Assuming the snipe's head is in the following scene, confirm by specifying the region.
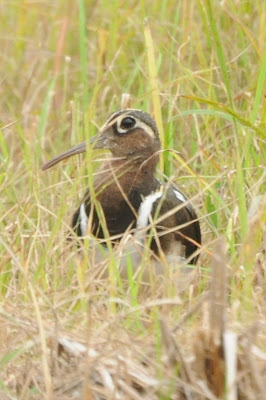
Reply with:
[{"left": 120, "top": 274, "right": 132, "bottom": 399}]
[{"left": 42, "top": 109, "right": 161, "bottom": 171}]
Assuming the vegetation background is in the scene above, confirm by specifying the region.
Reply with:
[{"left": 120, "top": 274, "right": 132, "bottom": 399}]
[{"left": 0, "top": 1, "right": 265, "bottom": 399}]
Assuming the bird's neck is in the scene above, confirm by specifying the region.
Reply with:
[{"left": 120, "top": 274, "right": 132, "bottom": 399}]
[{"left": 94, "top": 154, "right": 159, "bottom": 195}]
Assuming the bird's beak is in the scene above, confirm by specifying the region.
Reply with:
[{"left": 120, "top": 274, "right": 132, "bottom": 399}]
[{"left": 42, "top": 130, "right": 111, "bottom": 171}]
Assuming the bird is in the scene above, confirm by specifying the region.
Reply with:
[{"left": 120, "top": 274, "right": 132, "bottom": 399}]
[{"left": 42, "top": 109, "right": 201, "bottom": 266}]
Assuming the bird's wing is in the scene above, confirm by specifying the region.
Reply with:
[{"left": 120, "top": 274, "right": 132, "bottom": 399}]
[
  {"left": 146, "top": 183, "right": 201, "bottom": 263},
  {"left": 171, "top": 186, "right": 201, "bottom": 262}
]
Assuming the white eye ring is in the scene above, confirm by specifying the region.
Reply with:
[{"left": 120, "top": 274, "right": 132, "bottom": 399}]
[{"left": 116, "top": 116, "right": 136, "bottom": 134}]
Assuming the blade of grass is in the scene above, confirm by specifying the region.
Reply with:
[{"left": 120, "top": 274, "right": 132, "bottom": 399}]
[
  {"left": 205, "top": 0, "right": 233, "bottom": 107},
  {"left": 37, "top": 77, "right": 56, "bottom": 164},
  {"left": 144, "top": 18, "right": 165, "bottom": 172},
  {"left": 205, "top": 1, "right": 249, "bottom": 241},
  {"left": 78, "top": 0, "right": 89, "bottom": 110},
  {"left": 182, "top": 95, "right": 265, "bottom": 138}
]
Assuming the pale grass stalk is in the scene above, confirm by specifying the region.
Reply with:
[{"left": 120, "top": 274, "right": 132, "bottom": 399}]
[
  {"left": 144, "top": 18, "right": 165, "bottom": 171},
  {"left": 28, "top": 283, "right": 53, "bottom": 400},
  {"left": 224, "top": 331, "right": 238, "bottom": 400}
]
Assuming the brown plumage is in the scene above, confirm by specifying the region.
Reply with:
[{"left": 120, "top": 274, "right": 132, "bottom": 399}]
[{"left": 42, "top": 109, "right": 201, "bottom": 264}]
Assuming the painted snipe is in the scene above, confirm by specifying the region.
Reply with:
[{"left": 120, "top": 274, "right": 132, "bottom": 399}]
[{"left": 42, "top": 109, "right": 201, "bottom": 266}]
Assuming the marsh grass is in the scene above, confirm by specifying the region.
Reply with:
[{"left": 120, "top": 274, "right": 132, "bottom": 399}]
[{"left": 0, "top": 1, "right": 265, "bottom": 399}]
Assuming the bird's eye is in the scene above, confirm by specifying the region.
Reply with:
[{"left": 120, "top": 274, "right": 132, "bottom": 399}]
[{"left": 120, "top": 117, "right": 136, "bottom": 130}]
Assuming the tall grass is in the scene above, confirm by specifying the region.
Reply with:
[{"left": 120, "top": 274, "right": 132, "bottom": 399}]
[{"left": 0, "top": 1, "right": 265, "bottom": 398}]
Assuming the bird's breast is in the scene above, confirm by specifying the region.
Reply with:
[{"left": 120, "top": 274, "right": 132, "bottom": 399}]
[{"left": 94, "top": 186, "right": 142, "bottom": 237}]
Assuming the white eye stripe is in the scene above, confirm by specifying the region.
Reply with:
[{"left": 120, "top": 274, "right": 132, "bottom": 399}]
[
  {"left": 103, "top": 110, "right": 157, "bottom": 138},
  {"left": 174, "top": 189, "right": 187, "bottom": 203},
  {"left": 115, "top": 116, "right": 155, "bottom": 138},
  {"left": 79, "top": 202, "right": 88, "bottom": 236},
  {"left": 137, "top": 190, "right": 163, "bottom": 229},
  {"left": 134, "top": 120, "right": 155, "bottom": 138},
  {"left": 105, "top": 109, "right": 142, "bottom": 125}
]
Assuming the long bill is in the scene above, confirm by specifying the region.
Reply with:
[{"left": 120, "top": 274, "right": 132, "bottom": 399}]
[
  {"left": 42, "top": 141, "right": 87, "bottom": 171},
  {"left": 41, "top": 128, "right": 108, "bottom": 171}
]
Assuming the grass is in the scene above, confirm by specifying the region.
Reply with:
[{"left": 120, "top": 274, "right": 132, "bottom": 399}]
[{"left": 0, "top": 1, "right": 266, "bottom": 399}]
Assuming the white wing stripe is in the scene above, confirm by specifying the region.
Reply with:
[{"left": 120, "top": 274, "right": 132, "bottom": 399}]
[
  {"left": 137, "top": 191, "right": 163, "bottom": 229},
  {"left": 79, "top": 202, "right": 88, "bottom": 236},
  {"left": 174, "top": 189, "right": 186, "bottom": 203}
]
